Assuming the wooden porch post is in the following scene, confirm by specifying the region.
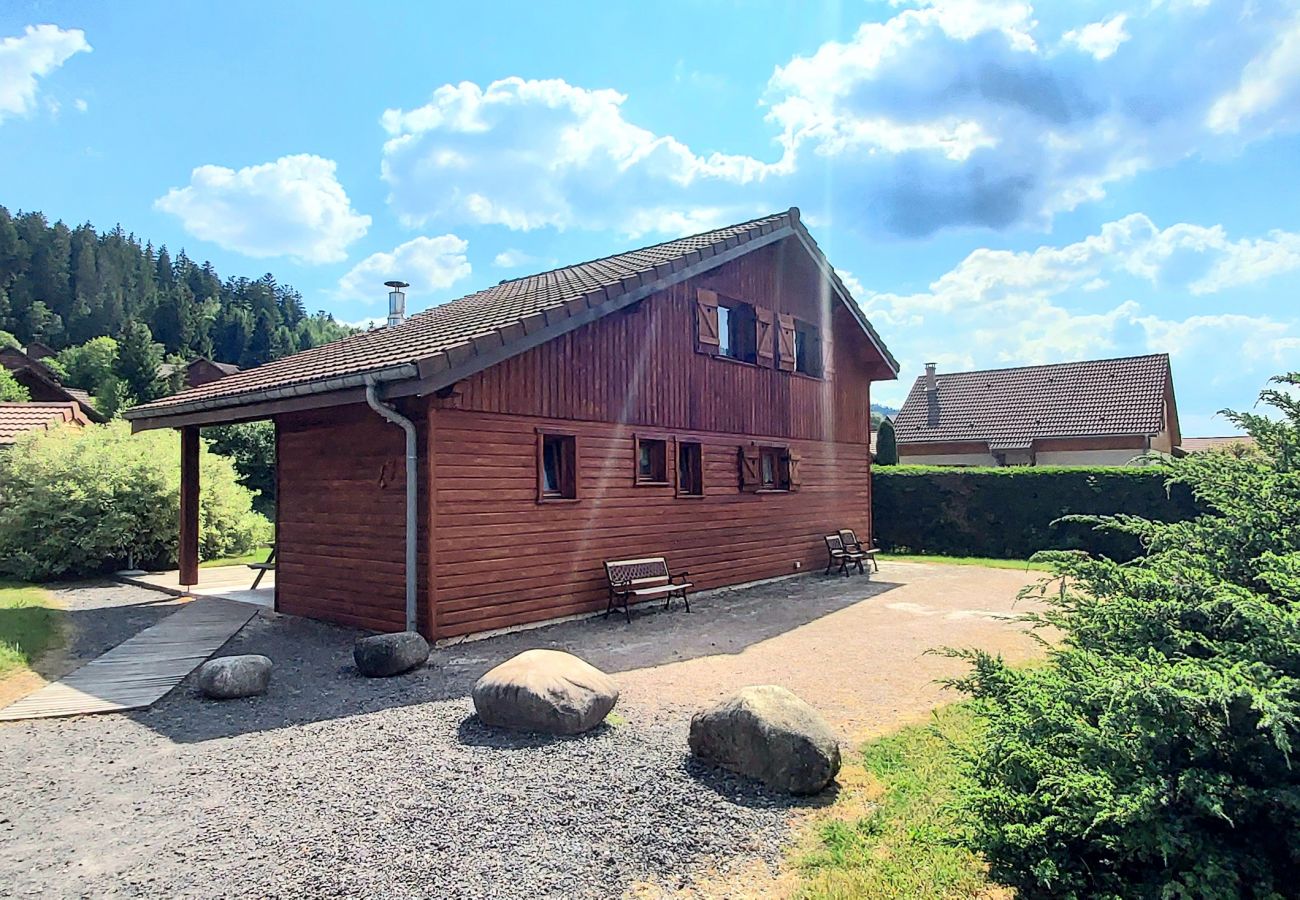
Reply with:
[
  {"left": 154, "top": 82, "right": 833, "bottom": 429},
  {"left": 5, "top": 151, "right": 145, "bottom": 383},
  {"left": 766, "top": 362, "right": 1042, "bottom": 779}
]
[{"left": 179, "top": 425, "right": 199, "bottom": 587}]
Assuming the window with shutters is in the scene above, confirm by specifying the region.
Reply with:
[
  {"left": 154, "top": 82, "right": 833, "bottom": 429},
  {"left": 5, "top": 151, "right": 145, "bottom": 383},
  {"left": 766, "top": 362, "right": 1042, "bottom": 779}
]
[
  {"left": 635, "top": 436, "right": 668, "bottom": 485},
  {"left": 738, "top": 444, "right": 802, "bottom": 493},
  {"left": 677, "top": 441, "right": 703, "bottom": 496},
  {"left": 793, "top": 320, "right": 823, "bottom": 376},
  {"left": 720, "top": 300, "right": 757, "bottom": 363},
  {"left": 697, "top": 288, "right": 760, "bottom": 363},
  {"left": 537, "top": 431, "right": 578, "bottom": 501}
]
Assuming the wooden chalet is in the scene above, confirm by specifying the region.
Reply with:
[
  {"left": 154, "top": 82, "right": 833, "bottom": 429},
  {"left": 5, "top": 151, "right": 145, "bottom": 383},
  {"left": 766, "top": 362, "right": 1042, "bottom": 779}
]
[{"left": 124, "top": 209, "right": 898, "bottom": 639}]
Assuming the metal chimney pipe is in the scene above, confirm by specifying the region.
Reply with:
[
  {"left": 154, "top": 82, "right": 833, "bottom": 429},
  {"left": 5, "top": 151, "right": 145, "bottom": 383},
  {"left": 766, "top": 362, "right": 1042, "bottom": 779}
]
[
  {"left": 925, "top": 362, "right": 937, "bottom": 392},
  {"left": 385, "top": 280, "right": 409, "bottom": 327}
]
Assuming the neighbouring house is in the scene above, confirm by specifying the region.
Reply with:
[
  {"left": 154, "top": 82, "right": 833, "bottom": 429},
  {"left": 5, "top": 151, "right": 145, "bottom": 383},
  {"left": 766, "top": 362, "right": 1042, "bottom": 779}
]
[
  {"left": 892, "top": 354, "right": 1180, "bottom": 467},
  {"left": 0, "top": 347, "right": 104, "bottom": 423},
  {"left": 1181, "top": 435, "right": 1257, "bottom": 455},
  {"left": 22, "top": 341, "right": 57, "bottom": 362},
  {"left": 0, "top": 402, "right": 93, "bottom": 448},
  {"left": 158, "top": 357, "right": 241, "bottom": 390},
  {"left": 124, "top": 208, "right": 899, "bottom": 638}
]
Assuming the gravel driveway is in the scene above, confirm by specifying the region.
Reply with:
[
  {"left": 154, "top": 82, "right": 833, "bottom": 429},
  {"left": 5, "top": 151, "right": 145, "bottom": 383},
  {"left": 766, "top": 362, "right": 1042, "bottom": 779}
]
[{"left": 0, "top": 563, "right": 1043, "bottom": 898}]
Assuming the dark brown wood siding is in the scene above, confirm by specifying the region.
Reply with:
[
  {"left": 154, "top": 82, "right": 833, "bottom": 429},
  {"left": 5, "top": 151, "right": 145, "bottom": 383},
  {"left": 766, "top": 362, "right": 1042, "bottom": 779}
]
[
  {"left": 453, "top": 242, "right": 875, "bottom": 445},
  {"left": 429, "top": 410, "right": 872, "bottom": 637},
  {"left": 275, "top": 401, "right": 429, "bottom": 633},
  {"left": 426, "top": 246, "right": 881, "bottom": 637}
]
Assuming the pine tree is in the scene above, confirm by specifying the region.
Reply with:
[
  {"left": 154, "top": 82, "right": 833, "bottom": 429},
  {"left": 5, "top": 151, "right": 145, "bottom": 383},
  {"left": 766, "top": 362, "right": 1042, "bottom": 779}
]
[{"left": 114, "top": 321, "right": 164, "bottom": 403}]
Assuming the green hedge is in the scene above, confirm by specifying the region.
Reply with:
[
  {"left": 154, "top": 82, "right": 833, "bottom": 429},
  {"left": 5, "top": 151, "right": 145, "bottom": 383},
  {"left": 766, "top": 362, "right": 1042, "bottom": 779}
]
[{"left": 872, "top": 465, "right": 1200, "bottom": 561}]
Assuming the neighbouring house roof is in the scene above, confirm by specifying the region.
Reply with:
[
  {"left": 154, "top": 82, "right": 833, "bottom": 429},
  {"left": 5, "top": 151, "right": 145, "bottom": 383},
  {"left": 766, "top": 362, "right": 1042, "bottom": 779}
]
[
  {"left": 1180, "top": 435, "right": 1257, "bottom": 453},
  {"left": 125, "top": 208, "right": 898, "bottom": 428},
  {"left": 893, "top": 354, "right": 1177, "bottom": 451},
  {"left": 0, "top": 347, "right": 105, "bottom": 423},
  {"left": 0, "top": 402, "right": 91, "bottom": 446},
  {"left": 158, "top": 358, "right": 242, "bottom": 379}
]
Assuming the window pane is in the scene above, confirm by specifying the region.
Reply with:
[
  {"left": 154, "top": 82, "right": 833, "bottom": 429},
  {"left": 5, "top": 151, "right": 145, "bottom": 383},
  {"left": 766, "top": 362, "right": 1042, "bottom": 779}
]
[
  {"left": 639, "top": 442, "right": 653, "bottom": 478},
  {"left": 761, "top": 452, "right": 775, "bottom": 485},
  {"left": 542, "top": 439, "right": 561, "bottom": 493},
  {"left": 717, "top": 305, "right": 731, "bottom": 356}
]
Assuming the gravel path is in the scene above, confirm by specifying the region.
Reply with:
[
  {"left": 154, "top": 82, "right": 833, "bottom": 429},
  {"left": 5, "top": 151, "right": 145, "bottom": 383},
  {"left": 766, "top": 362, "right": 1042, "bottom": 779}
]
[
  {"left": 0, "top": 606, "right": 808, "bottom": 899},
  {"left": 0, "top": 565, "right": 1042, "bottom": 898}
]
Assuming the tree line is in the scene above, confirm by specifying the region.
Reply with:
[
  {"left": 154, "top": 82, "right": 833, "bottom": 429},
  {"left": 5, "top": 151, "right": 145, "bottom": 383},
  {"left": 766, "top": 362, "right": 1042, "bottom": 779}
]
[{"left": 0, "top": 205, "right": 354, "bottom": 408}]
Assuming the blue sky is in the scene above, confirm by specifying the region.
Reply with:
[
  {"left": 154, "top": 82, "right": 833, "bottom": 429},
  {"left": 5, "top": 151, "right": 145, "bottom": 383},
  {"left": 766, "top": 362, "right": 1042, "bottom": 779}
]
[{"left": 3, "top": 0, "right": 1299, "bottom": 435}]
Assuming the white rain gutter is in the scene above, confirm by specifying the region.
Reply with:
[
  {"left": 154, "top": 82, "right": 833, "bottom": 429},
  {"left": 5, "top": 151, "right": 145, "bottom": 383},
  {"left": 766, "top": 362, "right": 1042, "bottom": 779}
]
[{"left": 365, "top": 376, "right": 418, "bottom": 633}]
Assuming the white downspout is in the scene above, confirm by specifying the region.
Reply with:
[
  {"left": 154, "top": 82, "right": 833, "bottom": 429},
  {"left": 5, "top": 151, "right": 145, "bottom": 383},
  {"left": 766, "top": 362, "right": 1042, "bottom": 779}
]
[{"left": 365, "top": 377, "right": 418, "bottom": 633}]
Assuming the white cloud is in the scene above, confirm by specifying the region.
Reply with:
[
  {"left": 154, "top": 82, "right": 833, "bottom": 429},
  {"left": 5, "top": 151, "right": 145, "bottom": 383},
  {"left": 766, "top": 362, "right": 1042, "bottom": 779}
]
[
  {"left": 378, "top": 1, "right": 1300, "bottom": 239},
  {"left": 380, "top": 77, "right": 782, "bottom": 236},
  {"left": 0, "top": 24, "right": 90, "bottom": 123},
  {"left": 73, "top": 97, "right": 86, "bottom": 112},
  {"left": 864, "top": 213, "right": 1300, "bottom": 406},
  {"left": 155, "top": 154, "right": 371, "bottom": 264},
  {"left": 493, "top": 248, "right": 539, "bottom": 269},
  {"left": 337, "top": 235, "right": 471, "bottom": 302},
  {"left": 1206, "top": 14, "right": 1300, "bottom": 134},
  {"left": 1062, "top": 14, "right": 1129, "bottom": 60}
]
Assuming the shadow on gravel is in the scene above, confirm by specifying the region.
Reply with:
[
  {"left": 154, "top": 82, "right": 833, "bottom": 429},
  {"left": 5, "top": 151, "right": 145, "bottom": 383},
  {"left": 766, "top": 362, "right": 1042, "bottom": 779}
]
[
  {"left": 454, "top": 713, "right": 615, "bottom": 749},
  {"left": 684, "top": 756, "right": 842, "bottom": 810},
  {"left": 116, "top": 573, "right": 901, "bottom": 745}
]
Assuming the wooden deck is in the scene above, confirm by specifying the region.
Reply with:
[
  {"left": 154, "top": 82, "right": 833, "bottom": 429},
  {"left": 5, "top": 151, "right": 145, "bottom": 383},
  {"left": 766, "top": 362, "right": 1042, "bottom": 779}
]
[
  {"left": 117, "top": 565, "right": 274, "bottom": 608},
  {"left": 0, "top": 598, "right": 258, "bottom": 721}
]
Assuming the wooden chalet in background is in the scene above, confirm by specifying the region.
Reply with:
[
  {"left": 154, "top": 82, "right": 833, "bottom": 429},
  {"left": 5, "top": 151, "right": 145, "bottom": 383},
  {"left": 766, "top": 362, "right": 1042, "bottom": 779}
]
[{"left": 125, "top": 209, "right": 898, "bottom": 639}]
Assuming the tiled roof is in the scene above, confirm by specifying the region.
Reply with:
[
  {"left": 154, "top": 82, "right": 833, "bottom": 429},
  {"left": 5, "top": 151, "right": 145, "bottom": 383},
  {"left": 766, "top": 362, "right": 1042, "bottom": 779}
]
[
  {"left": 893, "top": 354, "right": 1174, "bottom": 450},
  {"left": 0, "top": 403, "right": 87, "bottom": 446},
  {"left": 126, "top": 209, "right": 896, "bottom": 422}
]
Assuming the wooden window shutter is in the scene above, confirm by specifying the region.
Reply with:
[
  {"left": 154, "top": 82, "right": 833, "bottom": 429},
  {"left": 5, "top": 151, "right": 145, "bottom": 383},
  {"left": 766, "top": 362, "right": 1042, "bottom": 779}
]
[
  {"left": 777, "top": 314, "right": 797, "bottom": 371},
  {"left": 755, "top": 307, "right": 775, "bottom": 365},
  {"left": 696, "top": 289, "right": 720, "bottom": 354},
  {"left": 822, "top": 330, "right": 835, "bottom": 379},
  {"left": 783, "top": 449, "right": 803, "bottom": 491},
  {"left": 739, "top": 445, "right": 762, "bottom": 492}
]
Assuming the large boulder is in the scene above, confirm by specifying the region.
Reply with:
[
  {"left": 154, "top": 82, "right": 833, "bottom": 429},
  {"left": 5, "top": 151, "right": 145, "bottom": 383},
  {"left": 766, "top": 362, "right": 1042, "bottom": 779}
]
[
  {"left": 689, "top": 685, "right": 841, "bottom": 794},
  {"left": 198, "top": 654, "right": 272, "bottom": 700},
  {"left": 354, "top": 631, "right": 430, "bottom": 678},
  {"left": 472, "top": 649, "right": 619, "bottom": 735}
]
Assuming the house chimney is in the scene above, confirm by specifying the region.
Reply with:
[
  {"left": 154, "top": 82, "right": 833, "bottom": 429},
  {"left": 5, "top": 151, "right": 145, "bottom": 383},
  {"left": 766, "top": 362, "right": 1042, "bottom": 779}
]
[
  {"left": 385, "top": 281, "right": 409, "bottom": 327},
  {"left": 925, "top": 362, "right": 937, "bottom": 392}
]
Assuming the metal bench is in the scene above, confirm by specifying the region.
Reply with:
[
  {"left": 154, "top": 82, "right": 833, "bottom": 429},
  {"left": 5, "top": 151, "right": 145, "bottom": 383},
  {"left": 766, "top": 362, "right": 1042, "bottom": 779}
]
[
  {"left": 247, "top": 545, "right": 275, "bottom": 589},
  {"left": 838, "top": 529, "right": 880, "bottom": 573},
  {"left": 604, "top": 557, "right": 692, "bottom": 623},
  {"left": 824, "top": 534, "right": 866, "bottom": 576}
]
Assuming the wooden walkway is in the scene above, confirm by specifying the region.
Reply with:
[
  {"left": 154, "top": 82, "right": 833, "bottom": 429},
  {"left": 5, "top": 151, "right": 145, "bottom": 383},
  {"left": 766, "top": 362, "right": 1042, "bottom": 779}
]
[{"left": 0, "top": 598, "right": 258, "bottom": 722}]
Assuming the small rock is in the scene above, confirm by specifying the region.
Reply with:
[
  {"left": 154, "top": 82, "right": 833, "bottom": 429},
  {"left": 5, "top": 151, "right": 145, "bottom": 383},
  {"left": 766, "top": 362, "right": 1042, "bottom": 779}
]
[
  {"left": 472, "top": 649, "right": 618, "bottom": 734},
  {"left": 353, "top": 631, "right": 430, "bottom": 678},
  {"left": 197, "top": 654, "right": 272, "bottom": 700},
  {"left": 688, "top": 685, "right": 841, "bottom": 794}
]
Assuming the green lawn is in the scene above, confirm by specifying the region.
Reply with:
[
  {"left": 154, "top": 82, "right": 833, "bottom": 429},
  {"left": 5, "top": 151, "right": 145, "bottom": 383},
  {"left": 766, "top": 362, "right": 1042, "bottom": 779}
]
[
  {"left": 880, "top": 552, "right": 1052, "bottom": 572},
  {"left": 0, "top": 580, "right": 63, "bottom": 681},
  {"left": 201, "top": 548, "right": 272, "bottom": 568},
  {"left": 794, "top": 705, "right": 1001, "bottom": 900}
]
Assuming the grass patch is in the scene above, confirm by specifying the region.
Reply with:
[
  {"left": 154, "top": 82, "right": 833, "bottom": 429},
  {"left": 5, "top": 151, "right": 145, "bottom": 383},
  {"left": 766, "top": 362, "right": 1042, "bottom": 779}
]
[
  {"left": 201, "top": 548, "right": 272, "bottom": 568},
  {"left": 0, "top": 580, "right": 62, "bottom": 681},
  {"left": 880, "top": 552, "right": 1052, "bottom": 572},
  {"left": 794, "top": 705, "right": 1000, "bottom": 900}
]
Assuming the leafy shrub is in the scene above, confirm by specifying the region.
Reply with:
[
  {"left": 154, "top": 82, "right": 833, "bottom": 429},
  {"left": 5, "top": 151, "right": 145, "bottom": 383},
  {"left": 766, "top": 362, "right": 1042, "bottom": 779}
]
[
  {"left": 952, "top": 373, "right": 1300, "bottom": 898},
  {"left": 873, "top": 465, "right": 1200, "bottom": 561},
  {"left": 0, "top": 421, "right": 270, "bottom": 580},
  {"left": 875, "top": 417, "right": 898, "bottom": 465},
  {"left": 0, "top": 368, "right": 29, "bottom": 402},
  {"left": 204, "top": 420, "right": 275, "bottom": 517}
]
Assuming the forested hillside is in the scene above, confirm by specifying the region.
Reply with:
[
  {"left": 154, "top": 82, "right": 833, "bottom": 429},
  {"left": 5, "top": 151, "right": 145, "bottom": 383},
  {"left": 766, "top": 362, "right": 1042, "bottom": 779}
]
[{"left": 0, "top": 205, "right": 352, "bottom": 376}]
